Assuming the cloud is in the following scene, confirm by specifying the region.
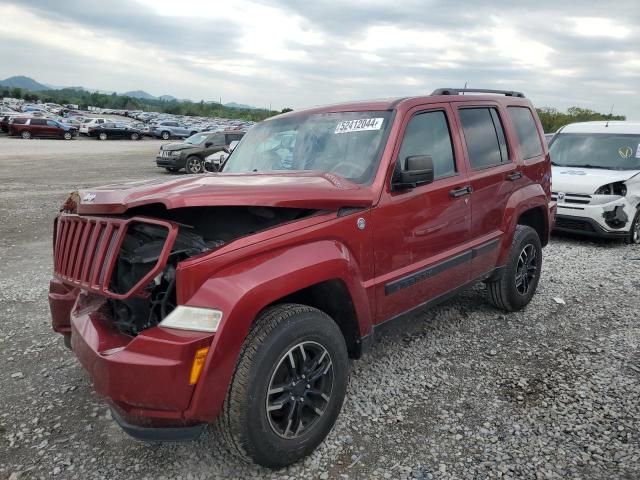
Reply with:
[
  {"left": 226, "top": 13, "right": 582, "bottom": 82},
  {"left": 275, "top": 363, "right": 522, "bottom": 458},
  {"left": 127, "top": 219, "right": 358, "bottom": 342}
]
[{"left": 0, "top": 0, "right": 638, "bottom": 118}]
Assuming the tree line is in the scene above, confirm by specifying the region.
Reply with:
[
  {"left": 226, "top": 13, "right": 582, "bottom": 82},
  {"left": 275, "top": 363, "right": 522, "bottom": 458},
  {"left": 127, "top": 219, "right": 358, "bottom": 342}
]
[
  {"left": 1, "top": 87, "right": 292, "bottom": 121},
  {"left": 2, "top": 86, "right": 625, "bottom": 129}
]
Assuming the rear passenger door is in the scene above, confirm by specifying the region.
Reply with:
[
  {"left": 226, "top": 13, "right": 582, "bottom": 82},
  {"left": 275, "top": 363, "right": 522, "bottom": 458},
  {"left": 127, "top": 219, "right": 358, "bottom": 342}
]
[
  {"left": 455, "top": 105, "right": 518, "bottom": 277},
  {"left": 373, "top": 106, "right": 471, "bottom": 322}
]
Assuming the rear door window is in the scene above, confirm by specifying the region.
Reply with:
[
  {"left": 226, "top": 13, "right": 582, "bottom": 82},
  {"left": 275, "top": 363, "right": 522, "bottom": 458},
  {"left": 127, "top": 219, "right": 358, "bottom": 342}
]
[
  {"left": 397, "top": 110, "right": 456, "bottom": 179},
  {"left": 459, "top": 108, "right": 509, "bottom": 169},
  {"left": 31, "top": 118, "right": 47, "bottom": 126},
  {"left": 507, "top": 107, "right": 543, "bottom": 159}
]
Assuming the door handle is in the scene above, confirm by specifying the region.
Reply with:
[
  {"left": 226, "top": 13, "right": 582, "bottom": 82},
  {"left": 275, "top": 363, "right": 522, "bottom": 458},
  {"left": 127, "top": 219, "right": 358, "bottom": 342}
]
[
  {"left": 507, "top": 171, "right": 522, "bottom": 181},
  {"left": 449, "top": 185, "right": 472, "bottom": 198}
]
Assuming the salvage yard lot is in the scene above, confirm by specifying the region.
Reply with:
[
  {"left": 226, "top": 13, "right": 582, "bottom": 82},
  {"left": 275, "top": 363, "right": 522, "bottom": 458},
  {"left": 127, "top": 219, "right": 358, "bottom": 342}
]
[{"left": 0, "top": 136, "right": 639, "bottom": 480}]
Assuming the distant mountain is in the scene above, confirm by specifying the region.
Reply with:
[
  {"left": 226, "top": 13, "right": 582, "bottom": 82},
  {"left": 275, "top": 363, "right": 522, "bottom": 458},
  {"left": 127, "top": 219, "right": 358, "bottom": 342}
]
[
  {"left": 123, "top": 90, "right": 157, "bottom": 100},
  {"left": 1, "top": 75, "right": 259, "bottom": 109},
  {"left": 0, "top": 75, "right": 49, "bottom": 91},
  {"left": 225, "top": 102, "right": 258, "bottom": 110}
]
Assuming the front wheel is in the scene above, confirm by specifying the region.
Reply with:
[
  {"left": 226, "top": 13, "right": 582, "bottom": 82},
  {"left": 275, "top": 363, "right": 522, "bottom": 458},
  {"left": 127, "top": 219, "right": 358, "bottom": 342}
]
[
  {"left": 184, "top": 155, "right": 203, "bottom": 174},
  {"left": 486, "top": 225, "right": 542, "bottom": 311},
  {"left": 161, "top": 131, "right": 170, "bottom": 140},
  {"left": 216, "top": 304, "right": 349, "bottom": 468},
  {"left": 98, "top": 132, "right": 108, "bottom": 140},
  {"left": 21, "top": 130, "right": 32, "bottom": 139},
  {"left": 63, "top": 132, "right": 73, "bottom": 140},
  {"left": 130, "top": 132, "right": 140, "bottom": 140},
  {"left": 626, "top": 210, "right": 640, "bottom": 245}
]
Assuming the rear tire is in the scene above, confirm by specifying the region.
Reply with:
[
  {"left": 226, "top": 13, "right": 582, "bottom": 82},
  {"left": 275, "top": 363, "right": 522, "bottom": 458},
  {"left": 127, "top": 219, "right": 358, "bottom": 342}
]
[
  {"left": 216, "top": 304, "right": 349, "bottom": 468},
  {"left": 63, "top": 132, "right": 73, "bottom": 140},
  {"left": 99, "top": 132, "right": 108, "bottom": 141},
  {"left": 161, "top": 131, "right": 170, "bottom": 140},
  {"left": 21, "top": 131, "right": 32, "bottom": 139},
  {"left": 486, "top": 225, "right": 542, "bottom": 311},
  {"left": 626, "top": 209, "right": 640, "bottom": 245},
  {"left": 130, "top": 132, "right": 140, "bottom": 140},
  {"left": 184, "top": 155, "right": 203, "bottom": 174}
]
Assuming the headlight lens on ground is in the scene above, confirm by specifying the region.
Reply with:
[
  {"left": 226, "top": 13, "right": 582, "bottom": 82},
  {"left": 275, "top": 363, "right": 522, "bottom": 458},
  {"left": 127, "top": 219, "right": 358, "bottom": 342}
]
[{"left": 159, "top": 306, "right": 222, "bottom": 332}]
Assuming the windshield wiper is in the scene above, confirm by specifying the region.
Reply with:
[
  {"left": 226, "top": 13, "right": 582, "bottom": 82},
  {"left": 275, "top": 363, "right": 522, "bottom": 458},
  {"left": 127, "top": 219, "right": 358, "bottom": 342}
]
[{"left": 561, "top": 164, "right": 602, "bottom": 169}]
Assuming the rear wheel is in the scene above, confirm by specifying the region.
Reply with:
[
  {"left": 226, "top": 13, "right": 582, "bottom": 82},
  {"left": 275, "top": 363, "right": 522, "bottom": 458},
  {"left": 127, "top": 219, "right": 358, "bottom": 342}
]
[
  {"left": 130, "top": 132, "right": 140, "bottom": 140},
  {"left": 486, "top": 225, "right": 542, "bottom": 311},
  {"left": 63, "top": 132, "right": 73, "bottom": 140},
  {"left": 98, "top": 132, "right": 108, "bottom": 140},
  {"left": 161, "top": 131, "right": 170, "bottom": 140},
  {"left": 184, "top": 155, "right": 203, "bottom": 174},
  {"left": 21, "top": 130, "right": 32, "bottom": 139},
  {"left": 626, "top": 210, "right": 640, "bottom": 245},
  {"left": 216, "top": 304, "right": 349, "bottom": 468}
]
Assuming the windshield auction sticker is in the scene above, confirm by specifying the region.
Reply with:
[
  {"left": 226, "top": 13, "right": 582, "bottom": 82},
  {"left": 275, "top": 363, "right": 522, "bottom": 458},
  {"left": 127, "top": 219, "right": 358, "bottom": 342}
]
[{"left": 335, "top": 118, "right": 384, "bottom": 134}]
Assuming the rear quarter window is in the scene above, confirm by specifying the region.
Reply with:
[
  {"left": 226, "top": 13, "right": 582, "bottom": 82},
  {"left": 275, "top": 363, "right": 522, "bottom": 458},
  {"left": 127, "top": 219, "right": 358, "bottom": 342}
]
[{"left": 508, "top": 107, "right": 543, "bottom": 159}]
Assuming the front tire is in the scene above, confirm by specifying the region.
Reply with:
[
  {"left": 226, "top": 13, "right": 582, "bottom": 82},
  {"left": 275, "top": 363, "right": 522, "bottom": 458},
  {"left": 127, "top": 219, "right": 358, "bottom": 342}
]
[
  {"left": 98, "top": 132, "right": 108, "bottom": 140},
  {"left": 184, "top": 155, "right": 203, "bottom": 174},
  {"left": 486, "top": 225, "right": 542, "bottom": 311},
  {"left": 63, "top": 132, "right": 73, "bottom": 140},
  {"left": 161, "top": 131, "right": 170, "bottom": 140},
  {"left": 626, "top": 209, "right": 640, "bottom": 245},
  {"left": 216, "top": 304, "right": 349, "bottom": 468},
  {"left": 130, "top": 132, "right": 140, "bottom": 140},
  {"left": 21, "top": 130, "right": 32, "bottom": 139}
]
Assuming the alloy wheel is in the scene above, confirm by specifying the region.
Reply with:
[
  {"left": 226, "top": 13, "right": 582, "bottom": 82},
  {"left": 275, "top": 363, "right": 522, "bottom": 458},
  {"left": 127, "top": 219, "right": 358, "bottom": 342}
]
[
  {"left": 187, "top": 157, "right": 202, "bottom": 173},
  {"left": 266, "top": 341, "right": 334, "bottom": 439},
  {"left": 633, "top": 218, "right": 640, "bottom": 244},
  {"left": 515, "top": 244, "right": 537, "bottom": 295}
]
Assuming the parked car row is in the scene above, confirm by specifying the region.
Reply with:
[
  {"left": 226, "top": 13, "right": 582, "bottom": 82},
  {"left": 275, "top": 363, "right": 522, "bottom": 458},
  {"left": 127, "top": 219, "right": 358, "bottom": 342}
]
[{"left": 156, "top": 130, "right": 245, "bottom": 173}]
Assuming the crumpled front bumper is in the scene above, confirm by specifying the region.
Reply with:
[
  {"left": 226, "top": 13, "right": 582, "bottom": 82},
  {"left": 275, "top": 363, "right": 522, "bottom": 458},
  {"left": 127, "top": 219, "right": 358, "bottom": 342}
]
[
  {"left": 62, "top": 290, "right": 214, "bottom": 432},
  {"left": 554, "top": 196, "right": 635, "bottom": 238}
]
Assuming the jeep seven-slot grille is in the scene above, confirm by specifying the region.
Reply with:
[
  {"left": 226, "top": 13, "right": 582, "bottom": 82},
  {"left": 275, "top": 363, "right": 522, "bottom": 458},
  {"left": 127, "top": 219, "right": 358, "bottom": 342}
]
[{"left": 53, "top": 215, "right": 178, "bottom": 299}]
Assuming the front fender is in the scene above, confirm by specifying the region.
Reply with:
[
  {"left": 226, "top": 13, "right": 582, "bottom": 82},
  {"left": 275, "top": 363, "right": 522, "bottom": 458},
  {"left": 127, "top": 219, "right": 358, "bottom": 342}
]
[
  {"left": 181, "top": 239, "right": 371, "bottom": 422},
  {"left": 497, "top": 184, "right": 551, "bottom": 266}
]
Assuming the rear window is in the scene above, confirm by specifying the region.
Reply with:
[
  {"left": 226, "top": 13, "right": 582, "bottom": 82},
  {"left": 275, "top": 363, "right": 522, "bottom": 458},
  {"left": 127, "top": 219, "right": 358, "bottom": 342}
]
[
  {"left": 459, "top": 108, "right": 509, "bottom": 169},
  {"left": 508, "top": 107, "right": 543, "bottom": 159}
]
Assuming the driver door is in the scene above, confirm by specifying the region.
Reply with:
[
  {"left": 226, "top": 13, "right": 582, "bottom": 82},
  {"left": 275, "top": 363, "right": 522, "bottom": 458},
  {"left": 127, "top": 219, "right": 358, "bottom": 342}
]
[{"left": 372, "top": 105, "right": 472, "bottom": 322}]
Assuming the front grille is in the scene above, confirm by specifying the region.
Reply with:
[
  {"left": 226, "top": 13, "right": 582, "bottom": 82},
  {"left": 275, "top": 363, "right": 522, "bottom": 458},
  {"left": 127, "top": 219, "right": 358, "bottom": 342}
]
[
  {"left": 552, "top": 192, "right": 592, "bottom": 205},
  {"left": 554, "top": 217, "right": 596, "bottom": 233},
  {"left": 53, "top": 215, "right": 178, "bottom": 299}
]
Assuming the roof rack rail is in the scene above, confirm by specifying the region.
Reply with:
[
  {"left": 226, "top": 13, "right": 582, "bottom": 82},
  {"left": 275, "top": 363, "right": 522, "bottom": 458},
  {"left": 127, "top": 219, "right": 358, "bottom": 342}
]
[{"left": 431, "top": 88, "right": 526, "bottom": 98}]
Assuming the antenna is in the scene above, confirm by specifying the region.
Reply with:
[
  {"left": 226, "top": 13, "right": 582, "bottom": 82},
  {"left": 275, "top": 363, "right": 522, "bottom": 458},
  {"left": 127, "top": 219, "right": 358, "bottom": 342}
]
[
  {"left": 605, "top": 104, "right": 614, "bottom": 127},
  {"left": 463, "top": 81, "right": 468, "bottom": 95}
]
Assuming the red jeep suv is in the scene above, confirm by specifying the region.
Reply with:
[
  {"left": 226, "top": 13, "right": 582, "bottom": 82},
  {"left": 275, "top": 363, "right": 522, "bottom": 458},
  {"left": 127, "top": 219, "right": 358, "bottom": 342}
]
[{"left": 49, "top": 88, "right": 555, "bottom": 467}]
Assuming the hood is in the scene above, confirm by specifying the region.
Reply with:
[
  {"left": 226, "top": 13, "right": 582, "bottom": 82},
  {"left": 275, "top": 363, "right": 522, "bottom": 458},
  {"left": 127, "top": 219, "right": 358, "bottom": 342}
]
[
  {"left": 551, "top": 166, "right": 640, "bottom": 195},
  {"left": 77, "top": 172, "right": 374, "bottom": 215},
  {"left": 161, "top": 142, "right": 197, "bottom": 152}
]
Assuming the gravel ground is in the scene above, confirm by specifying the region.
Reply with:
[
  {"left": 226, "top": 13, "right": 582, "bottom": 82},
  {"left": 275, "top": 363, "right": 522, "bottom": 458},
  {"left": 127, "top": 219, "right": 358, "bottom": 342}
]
[{"left": 0, "top": 135, "right": 639, "bottom": 480}]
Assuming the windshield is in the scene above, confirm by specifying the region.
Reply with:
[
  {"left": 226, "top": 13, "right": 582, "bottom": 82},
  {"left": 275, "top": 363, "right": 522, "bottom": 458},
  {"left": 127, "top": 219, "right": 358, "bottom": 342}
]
[
  {"left": 550, "top": 133, "right": 640, "bottom": 170},
  {"left": 184, "top": 133, "right": 210, "bottom": 145},
  {"left": 222, "top": 111, "right": 392, "bottom": 184}
]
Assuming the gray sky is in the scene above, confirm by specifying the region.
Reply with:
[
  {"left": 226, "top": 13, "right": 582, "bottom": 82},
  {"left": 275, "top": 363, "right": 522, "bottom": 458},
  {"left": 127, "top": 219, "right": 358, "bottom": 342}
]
[{"left": 0, "top": 0, "right": 638, "bottom": 118}]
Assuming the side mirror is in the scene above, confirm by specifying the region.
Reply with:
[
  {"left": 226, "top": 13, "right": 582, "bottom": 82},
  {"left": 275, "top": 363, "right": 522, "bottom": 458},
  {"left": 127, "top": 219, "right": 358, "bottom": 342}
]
[
  {"left": 204, "top": 142, "right": 213, "bottom": 148},
  {"left": 392, "top": 155, "right": 434, "bottom": 191}
]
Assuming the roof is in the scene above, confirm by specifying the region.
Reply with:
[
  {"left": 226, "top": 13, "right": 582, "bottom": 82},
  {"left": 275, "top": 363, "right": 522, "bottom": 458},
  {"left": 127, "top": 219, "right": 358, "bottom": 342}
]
[{"left": 559, "top": 121, "right": 640, "bottom": 135}]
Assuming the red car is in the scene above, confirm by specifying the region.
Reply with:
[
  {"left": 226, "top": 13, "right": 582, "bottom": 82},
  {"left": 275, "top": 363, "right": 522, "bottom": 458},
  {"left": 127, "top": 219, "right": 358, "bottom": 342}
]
[
  {"left": 49, "top": 88, "right": 555, "bottom": 467},
  {"left": 9, "top": 117, "right": 78, "bottom": 139}
]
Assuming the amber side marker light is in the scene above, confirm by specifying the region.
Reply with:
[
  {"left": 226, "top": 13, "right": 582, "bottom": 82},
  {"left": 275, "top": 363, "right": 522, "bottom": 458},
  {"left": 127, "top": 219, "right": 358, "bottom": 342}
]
[{"left": 189, "top": 347, "right": 210, "bottom": 385}]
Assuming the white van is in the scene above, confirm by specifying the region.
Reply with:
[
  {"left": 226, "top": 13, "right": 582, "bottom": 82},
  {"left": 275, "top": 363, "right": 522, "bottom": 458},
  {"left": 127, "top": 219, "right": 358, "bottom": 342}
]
[{"left": 549, "top": 121, "right": 640, "bottom": 243}]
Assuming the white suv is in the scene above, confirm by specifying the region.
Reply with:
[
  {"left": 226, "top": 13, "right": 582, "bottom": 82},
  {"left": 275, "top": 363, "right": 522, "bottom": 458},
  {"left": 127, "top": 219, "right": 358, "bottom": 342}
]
[
  {"left": 549, "top": 121, "right": 640, "bottom": 244},
  {"left": 79, "top": 118, "right": 107, "bottom": 135}
]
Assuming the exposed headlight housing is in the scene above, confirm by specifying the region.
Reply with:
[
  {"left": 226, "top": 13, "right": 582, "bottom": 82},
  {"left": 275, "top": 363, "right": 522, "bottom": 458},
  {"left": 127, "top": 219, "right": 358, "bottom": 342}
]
[
  {"left": 159, "top": 306, "right": 222, "bottom": 333},
  {"left": 594, "top": 182, "right": 627, "bottom": 196}
]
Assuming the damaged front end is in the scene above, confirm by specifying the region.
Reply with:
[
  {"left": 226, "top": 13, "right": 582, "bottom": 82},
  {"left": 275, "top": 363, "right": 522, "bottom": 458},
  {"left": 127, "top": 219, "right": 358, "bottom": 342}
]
[{"left": 53, "top": 204, "right": 316, "bottom": 336}]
